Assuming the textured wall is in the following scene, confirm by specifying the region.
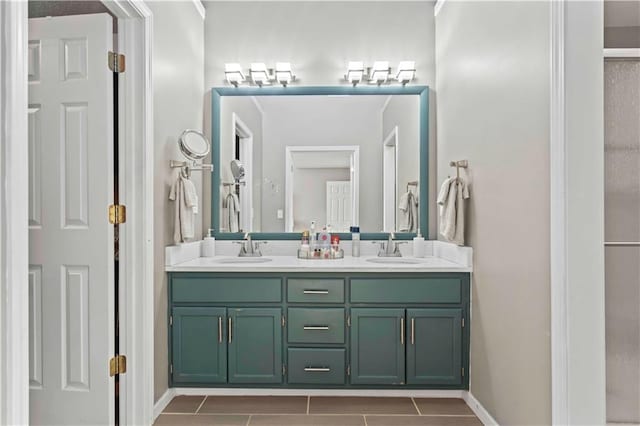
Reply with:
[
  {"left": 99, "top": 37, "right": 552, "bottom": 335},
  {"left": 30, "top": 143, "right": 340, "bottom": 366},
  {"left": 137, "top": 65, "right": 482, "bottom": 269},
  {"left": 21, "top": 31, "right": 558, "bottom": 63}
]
[
  {"left": 436, "top": 2, "right": 551, "bottom": 424},
  {"left": 150, "top": 1, "right": 204, "bottom": 403}
]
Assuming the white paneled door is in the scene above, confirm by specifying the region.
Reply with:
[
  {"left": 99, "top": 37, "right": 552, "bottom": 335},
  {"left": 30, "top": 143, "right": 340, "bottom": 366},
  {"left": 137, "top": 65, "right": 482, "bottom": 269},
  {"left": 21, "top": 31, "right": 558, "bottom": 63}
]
[
  {"left": 326, "top": 181, "right": 352, "bottom": 232},
  {"left": 28, "top": 14, "right": 115, "bottom": 425}
]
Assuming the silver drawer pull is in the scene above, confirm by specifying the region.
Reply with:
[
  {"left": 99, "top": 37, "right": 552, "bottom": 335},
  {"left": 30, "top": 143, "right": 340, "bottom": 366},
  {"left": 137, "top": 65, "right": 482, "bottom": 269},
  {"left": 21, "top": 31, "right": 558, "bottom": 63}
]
[
  {"left": 304, "top": 367, "right": 331, "bottom": 372},
  {"left": 303, "top": 326, "right": 330, "bottom": 330},
  {"left": 303, "top": 290, "right": 329, "bottom": 295}
]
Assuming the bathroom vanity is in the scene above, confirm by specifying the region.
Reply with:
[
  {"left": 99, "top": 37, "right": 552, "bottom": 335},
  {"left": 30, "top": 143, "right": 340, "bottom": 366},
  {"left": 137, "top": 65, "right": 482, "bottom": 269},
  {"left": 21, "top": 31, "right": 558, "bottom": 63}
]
[{"left": 165, "top": 251, "right": 471, "bottom": 390}]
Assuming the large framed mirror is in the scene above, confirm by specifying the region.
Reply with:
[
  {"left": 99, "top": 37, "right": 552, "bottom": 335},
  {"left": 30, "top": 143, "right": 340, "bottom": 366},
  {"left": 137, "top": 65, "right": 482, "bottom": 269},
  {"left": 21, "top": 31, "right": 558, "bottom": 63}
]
[{"left": 210, "top": 86, "right": 429, "bottom": 240}]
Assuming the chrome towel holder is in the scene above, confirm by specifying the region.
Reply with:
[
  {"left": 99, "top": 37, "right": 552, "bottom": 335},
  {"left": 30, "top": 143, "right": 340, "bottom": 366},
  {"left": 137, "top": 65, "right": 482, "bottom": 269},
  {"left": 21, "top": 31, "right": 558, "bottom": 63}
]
[{"left": 449, "top": 160, "right": 468, "bottom": 180}]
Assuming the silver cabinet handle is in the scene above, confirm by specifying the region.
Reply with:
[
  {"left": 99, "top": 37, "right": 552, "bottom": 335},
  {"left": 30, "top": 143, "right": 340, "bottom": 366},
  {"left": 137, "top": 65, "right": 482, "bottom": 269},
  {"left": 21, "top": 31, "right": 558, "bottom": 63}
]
[
  {"left": 303, "top": 326, "right": 329, "bottom": 330},
  {"left": 228, "top": 317, "right": 232, "bottom": 343},
  {"left": 303, "top": 290, "right": 329, "bottom": 294},
  {"left": 218, "top": 317, "right": 223, "bottom": 343},
  {"left": 400, "top": 317, "right": 405, "bottom": 345},
  {"left": 605, "top": 242, "right": 640, "bottom": 246},
  {"left": 304, "top": 367, "right": 331, "bottom": 372},
  {"left": 411, "top": 318, "right": 415, "bottom": 345}
]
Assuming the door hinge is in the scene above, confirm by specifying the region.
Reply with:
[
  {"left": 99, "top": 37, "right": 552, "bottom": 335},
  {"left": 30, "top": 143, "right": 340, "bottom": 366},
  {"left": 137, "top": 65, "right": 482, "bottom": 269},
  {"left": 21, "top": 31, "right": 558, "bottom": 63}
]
[
  {"left": 108, "top": 204, "right": 126, "bottom": 224},
  {"left": 108, "top": 51, "right": 125, "bottom": 73},
  {"left": 347, "top": 315, "right": 351, "bottom": 327},
  {"left": 282, "top": 364, "right": 286, "bottom": 376},
  {"left": 462, "top": 318, "right": 465, "bottom": 328},
  {"left": 347, "top": 365, "right": 351, "bottom": 376},
  {"left": 170, "top": 315, "right": 173, "bottom": 326},
  {"left": 109, "top": 355, "right": 127, "bottom": 376},
  {"left": 282, "top": 315, "right": 286, "bottom": 327}
]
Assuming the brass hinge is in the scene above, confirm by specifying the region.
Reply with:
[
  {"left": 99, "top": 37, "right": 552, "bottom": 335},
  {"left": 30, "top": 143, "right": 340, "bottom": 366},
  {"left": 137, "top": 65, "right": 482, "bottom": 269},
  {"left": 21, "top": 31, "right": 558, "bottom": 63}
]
[
  {"left": 282, "top": 365, "right": 286, "bottom": 376},
  {"left": 347, "top": 365, "right": 351, "bottom": 376},
  {"left": 108, "top": 51, "right": 125, "bottom": 73},
  {"left": 347, "top": 315, "right": 351, "bottom": 327},
  {"left": 462, "top": 318, "right": 465, "bottom": 328},
  {"left": 109, "top": 355, "right": 127, "bottom": 376},
  {"left": 108, "top": 204, "right": 126, "bottom": 224},
  {"left": 282, "top": 315, "right": 286, "bottom": 327}
]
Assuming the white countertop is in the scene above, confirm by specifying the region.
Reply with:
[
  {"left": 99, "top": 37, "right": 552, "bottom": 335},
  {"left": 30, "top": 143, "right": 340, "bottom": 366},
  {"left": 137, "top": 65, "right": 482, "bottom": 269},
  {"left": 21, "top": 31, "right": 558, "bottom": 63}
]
[{"left": 165, "top": 255, "right": 471, "bottom": 273}]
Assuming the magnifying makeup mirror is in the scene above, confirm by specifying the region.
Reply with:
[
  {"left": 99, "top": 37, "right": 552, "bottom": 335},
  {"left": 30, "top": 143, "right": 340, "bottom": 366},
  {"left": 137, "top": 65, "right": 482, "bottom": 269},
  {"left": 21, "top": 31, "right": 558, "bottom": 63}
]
[
  {"left": 179, "top": 129, "right": 210, "bottom": 161},
  {"left": 230, "top": 159, "right": 245, "bottom": 182}
]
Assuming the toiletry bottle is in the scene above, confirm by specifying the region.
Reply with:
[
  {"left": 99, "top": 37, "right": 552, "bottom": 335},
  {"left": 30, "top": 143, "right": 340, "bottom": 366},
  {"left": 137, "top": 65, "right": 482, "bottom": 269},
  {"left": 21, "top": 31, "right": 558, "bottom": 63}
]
[
  {"left": 413, "top": 228, "right": 425, "bottom": 258},
  {"left": 331, "top": 235, "right": 341, "bottom": 258},
  {"left": 318, "top": 226, "right": 331, "bottom": 258},
  {"left": 300, "top": 230, "right": 310, "bottom": 258},
  {"left": 202, "top": 228, "right": 216, "bottom": 257},
  {"left": 310, "top": 221, "right": 317, "bottom": 251},
  {"left": 350, "top": 226, "right": 360, "bottom": 257}
]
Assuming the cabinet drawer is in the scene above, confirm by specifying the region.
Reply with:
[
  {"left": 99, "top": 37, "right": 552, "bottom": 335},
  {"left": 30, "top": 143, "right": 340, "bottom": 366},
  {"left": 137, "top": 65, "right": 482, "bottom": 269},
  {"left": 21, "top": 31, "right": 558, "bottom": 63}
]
[
  {"left": 287, "top": 279, "right": 344, "bottom": 303},
  {"left": 288, "top": 348, "right": 346, "bottom": 385},
  {"left": 172, "top": 277, "right": 281, "bottom": 303},
  {"left": 288, "top": 308, "right": 345, "bottom": 344},
  {"left": 350, "top": 277, "right": 462, "bottom": 304}
]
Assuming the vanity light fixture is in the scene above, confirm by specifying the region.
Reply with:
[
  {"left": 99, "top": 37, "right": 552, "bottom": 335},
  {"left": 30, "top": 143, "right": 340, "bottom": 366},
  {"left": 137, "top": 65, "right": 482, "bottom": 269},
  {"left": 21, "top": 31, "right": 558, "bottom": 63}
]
[
  {"left": 224, "top": 63, "right": 245, "bottom": 87},
  {"left": 250, "top": 62, "right": 272, "bottom": 86},
  {"left": 275, "top": 62, "right": 295, "bottom": 86},
  {"left": 369, "top": 61, "right": 390, "bottom": 85},
  {"left": 395, "top": 61, "right": 416, "bottom": 85},
  {"left": 345, "top": 61, "right": 365, "bottom": 86}
]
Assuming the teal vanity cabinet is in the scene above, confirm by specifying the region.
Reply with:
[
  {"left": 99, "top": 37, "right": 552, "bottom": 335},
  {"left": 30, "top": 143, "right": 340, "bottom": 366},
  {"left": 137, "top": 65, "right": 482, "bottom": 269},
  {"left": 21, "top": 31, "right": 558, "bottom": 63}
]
[{"left": 168, "top": 272, "right": 470, "bottom": 390}]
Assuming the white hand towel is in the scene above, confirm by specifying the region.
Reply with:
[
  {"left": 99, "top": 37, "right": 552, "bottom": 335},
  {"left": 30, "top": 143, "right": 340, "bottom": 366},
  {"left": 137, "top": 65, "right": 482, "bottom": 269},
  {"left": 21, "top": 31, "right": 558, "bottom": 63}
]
[
  {"left": 225, "top": 192, "right": 241, "bottom": 233},
  {"left": 399, "top": 191, "right": 420, "bottom": 232},
  {"left": 169, "top": 176, "right": 197, "bottom": 244},
  {"left": 438, "top": 178, "right": 470, "bottom": 246}
]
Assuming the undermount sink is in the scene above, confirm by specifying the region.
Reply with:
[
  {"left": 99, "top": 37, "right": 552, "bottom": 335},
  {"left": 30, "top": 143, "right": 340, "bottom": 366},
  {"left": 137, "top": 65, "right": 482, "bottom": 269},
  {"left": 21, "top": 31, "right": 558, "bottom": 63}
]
[
  {"left": 213, "top": 257, "right": 273, "bottom": 264},
  {"left": 366, "top": 257, "right": 425, "bottom": 264}
]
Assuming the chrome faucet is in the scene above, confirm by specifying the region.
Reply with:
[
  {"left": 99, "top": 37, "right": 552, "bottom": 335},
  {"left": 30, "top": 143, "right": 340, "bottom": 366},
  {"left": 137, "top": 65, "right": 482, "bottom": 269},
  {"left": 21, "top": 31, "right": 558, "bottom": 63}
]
[
  {"left": 234, "top": 233, "right": 267, "bottom": 257},
  {"left": 375, "top": 232, "right": 406, "bottom": 257}
]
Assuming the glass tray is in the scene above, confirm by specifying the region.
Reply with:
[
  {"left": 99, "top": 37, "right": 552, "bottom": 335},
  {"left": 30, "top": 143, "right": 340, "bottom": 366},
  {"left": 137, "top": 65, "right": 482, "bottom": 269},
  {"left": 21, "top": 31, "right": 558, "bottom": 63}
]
[{"left": 297, "top": 248, "right": 344, "bottom": 260}]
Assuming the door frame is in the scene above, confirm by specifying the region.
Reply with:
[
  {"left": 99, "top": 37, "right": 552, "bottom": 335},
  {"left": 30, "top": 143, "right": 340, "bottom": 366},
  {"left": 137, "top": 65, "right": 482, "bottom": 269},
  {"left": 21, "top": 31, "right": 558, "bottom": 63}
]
[
  {"left": 382, "top": 126, "right": 398, "bottom": 232},
  {"left": 0, "top": 1, "right": 155, "bottom": 425},
  {"left": 232, "top": 113, "right": 253, "bottom": 232}
]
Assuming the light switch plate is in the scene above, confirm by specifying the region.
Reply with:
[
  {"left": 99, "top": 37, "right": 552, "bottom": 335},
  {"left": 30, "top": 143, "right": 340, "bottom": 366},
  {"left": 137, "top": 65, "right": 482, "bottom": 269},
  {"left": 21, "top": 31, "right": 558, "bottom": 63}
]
[{"left": 277, "top": 209, "right": 284, "bottom": 219}]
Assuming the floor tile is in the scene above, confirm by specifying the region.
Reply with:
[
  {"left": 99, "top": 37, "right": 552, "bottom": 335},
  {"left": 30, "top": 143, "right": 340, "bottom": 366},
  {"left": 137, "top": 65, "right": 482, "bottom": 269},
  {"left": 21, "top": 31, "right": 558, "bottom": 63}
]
[
  {"left": 200, "top": 396, "right": 308, "bottom": 414},
  {"left": 162, "top": 396, "right": 206, "bottom": 414},
  {"left": 249, "top": 414, "right": 365, "bottom": 425},
  {"left": 365, "top": 416, "right": 483, "bottom": 426},
  {"left": 308, "top": 397, "right": 418, "bottom": 415},
  {"left": 154, "top": 414, "right": 249, "bottom": 426},
  {"left": 413, "top": 398, "right": 474, "bottom": 416}
]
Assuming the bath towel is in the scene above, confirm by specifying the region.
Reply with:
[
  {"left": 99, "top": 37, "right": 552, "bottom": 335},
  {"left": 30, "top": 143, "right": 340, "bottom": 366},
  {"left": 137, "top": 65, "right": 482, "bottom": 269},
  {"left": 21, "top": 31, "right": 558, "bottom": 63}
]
[
  {"left": 169, "top": 175, "right": 198, "bottom": 244},
  {"left": 224, "top": 192, "right": 241, "bottom": 233},
  {"left": 438, "top": 177, "right": 470, "bottom": 246},
  {"left": 399, "top": 190, "right": 419, "bottom": 232}
]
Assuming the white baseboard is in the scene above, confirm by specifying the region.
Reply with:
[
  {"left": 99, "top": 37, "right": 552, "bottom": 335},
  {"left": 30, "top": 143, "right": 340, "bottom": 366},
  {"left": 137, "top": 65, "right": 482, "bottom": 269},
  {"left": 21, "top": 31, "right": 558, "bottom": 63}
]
[
  {"left": 153, "top": 388, "right": 177, "bottom": 421},
  {"left": 173, "top": 387, "right": 465, "bottom": 398},
  {"left": 463, "top": 391, "right": 499, "bottom": 426}
]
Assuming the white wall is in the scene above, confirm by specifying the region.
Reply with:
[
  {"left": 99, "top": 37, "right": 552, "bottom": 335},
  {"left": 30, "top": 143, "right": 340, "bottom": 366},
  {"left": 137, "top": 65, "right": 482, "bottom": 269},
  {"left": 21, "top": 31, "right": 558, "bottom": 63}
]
[
  {"left": 293, "top": 168, "right": 350, "bottom": 231},
  {"left": 150, "top": 1, "right": 204, "bottom": 403},
  {"left": 204, "top": 1, "right": 437, "bottom": 237},
  {"left": 436, "top": 2, "right": 551, "bottom": 424}
]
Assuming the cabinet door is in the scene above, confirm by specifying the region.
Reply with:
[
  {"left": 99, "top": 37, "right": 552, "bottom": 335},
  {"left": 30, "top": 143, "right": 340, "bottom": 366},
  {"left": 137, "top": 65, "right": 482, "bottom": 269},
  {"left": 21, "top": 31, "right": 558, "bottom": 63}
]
[
  {"left": 228, "top": 308, "right": 282, "bottom": 384},
  {"left": 172, "top": 307, "right": 227, "bottom": 383},
  {"left": 350, "top": 308, "right": 405, "bottom": 385},
  {"left": 406, "top": 308, "right": 462, "bottom": 385}
]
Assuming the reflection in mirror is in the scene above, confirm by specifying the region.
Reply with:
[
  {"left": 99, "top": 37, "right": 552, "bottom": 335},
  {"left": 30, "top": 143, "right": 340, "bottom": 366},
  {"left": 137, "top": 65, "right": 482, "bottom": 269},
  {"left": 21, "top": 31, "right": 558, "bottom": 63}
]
[{"left": 218, "top": 94, "right": 420, "bottom": 234}]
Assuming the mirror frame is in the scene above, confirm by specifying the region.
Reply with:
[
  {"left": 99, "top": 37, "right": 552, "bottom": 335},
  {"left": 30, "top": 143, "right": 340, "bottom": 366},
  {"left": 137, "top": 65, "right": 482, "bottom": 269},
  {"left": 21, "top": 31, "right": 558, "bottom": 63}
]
[{"left": 211, "top": 85, "right": 429, "bottom": 240}]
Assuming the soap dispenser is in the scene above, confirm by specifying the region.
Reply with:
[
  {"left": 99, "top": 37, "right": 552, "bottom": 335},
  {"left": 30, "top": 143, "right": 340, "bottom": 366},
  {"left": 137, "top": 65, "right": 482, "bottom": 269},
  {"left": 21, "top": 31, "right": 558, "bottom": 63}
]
[
  {"left": 413, "top": 229, "right": 425, "bottom": 258},
  {"left": 202, "top": 229, "right": 216, "bottom": 257}
]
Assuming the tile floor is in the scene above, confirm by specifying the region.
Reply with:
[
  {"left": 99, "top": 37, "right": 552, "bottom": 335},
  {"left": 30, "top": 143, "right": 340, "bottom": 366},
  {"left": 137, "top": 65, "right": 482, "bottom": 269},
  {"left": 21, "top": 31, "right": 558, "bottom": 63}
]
[{"left": 155, "top": 395, "right": 483, "bottom": 426}]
